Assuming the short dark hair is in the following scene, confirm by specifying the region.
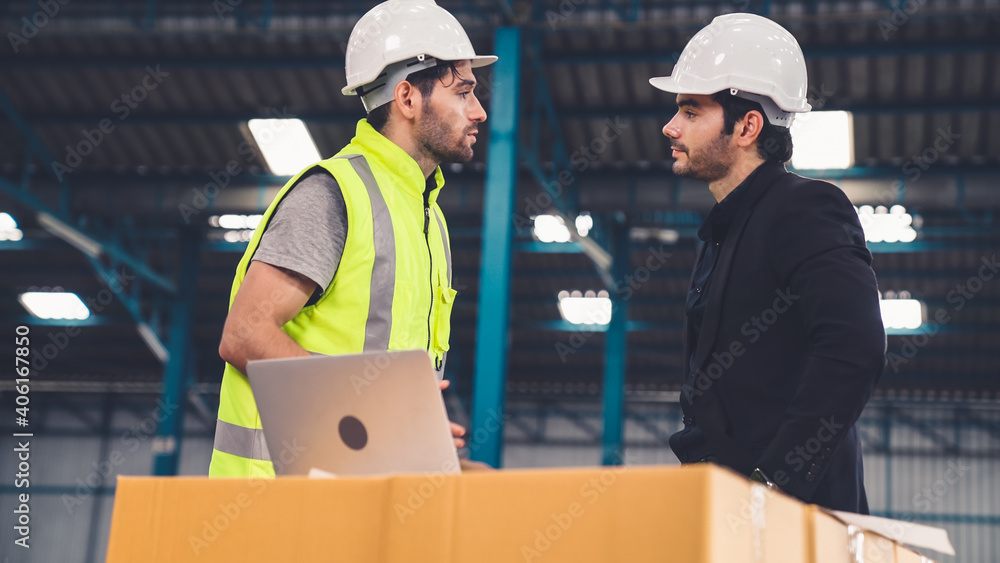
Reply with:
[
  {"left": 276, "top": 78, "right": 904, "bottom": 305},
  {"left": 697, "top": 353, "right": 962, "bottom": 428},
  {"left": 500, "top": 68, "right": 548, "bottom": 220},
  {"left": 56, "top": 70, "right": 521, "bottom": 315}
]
[
  {"left": 366, "top": 61, "right": 461, "bottom": 133},
  {"left": 711, "top": 91, "right": 793, "bottom": 163}
]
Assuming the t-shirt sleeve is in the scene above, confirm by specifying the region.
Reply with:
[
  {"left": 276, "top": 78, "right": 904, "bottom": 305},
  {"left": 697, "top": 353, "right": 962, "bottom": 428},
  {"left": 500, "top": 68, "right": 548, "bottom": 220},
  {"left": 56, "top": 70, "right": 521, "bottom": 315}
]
[{"left": 252, "top": 169, "right": 348, "bottom": 295}]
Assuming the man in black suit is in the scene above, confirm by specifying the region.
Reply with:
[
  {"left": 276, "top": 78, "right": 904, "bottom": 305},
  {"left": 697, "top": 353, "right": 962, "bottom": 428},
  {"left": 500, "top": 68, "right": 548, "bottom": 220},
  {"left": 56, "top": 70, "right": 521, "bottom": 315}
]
[{"left": 649, "top": 14, "right": 886, "bottom": 513}]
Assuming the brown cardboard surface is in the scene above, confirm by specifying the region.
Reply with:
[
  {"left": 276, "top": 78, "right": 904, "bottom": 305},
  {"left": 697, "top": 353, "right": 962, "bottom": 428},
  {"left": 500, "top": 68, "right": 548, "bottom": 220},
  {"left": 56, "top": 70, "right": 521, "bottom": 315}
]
[
  {"left": 896, "top": 543, "right": 936, "bottom": 563},
  {"left": 865, "top": 532, "right": 899, "bottom": 563},
  {"left": 806, "top": 505, "right": 898, "bottom": 563},
  {"left": 808, "top": 505, "right": 853, "bottom": 563},
  {"left": 758, "top": 483, "right": 808, "bottom": 562},
  {"left": 830, "top": 510, "right": 954, "bottom": 556},
  {"left": 106, "top": 464, "right": 805, "bottom": 563}
]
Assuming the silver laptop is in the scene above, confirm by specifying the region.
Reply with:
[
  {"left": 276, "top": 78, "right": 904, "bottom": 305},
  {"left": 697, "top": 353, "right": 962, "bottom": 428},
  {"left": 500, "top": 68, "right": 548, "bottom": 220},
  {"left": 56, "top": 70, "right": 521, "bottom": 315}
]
[{"left": 246, "top": 349, "right": 461, "bottom": 477}]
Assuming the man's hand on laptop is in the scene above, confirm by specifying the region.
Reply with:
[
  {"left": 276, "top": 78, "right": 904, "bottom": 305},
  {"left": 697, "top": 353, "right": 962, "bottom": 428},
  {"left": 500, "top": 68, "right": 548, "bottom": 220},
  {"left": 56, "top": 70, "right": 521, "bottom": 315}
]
[{"left": 437, "top": 380, "right": 467, "bottom": 448}]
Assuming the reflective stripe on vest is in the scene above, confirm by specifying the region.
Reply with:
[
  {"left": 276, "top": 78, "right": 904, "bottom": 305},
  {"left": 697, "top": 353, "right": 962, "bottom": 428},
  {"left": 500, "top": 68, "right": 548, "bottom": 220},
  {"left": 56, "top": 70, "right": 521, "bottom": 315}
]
[
  {"left": 211, "top": 155, "right": 392, "bottom": 463},
  {"left": 431, "top": 207, "right": 451, "bottom": 374},
  {"left": 432, "top": 207, "right": 451, "bottom": 284},
  {"left": 349, "top": 155, "right": 396, "bottom": 352},
  {"left": 213, "top": 419, "right": 270, "bottom": 461}
]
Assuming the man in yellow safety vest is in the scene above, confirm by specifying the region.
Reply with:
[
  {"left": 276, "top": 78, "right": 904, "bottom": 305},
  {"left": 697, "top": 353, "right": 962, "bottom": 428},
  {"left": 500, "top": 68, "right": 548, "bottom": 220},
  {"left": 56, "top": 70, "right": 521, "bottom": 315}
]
[{"left": 209, "top": 0, "right": 496, "bottom": 477}]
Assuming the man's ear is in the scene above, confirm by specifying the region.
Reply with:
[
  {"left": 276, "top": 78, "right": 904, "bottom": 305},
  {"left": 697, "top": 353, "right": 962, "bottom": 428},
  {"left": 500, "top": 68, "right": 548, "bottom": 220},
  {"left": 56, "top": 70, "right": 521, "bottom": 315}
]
[
  {"left": 394, "top": 80, "right": 421, "bottom": 120},
  {"left": 735, "top": 110, "right": 765, "bottom": 149}
]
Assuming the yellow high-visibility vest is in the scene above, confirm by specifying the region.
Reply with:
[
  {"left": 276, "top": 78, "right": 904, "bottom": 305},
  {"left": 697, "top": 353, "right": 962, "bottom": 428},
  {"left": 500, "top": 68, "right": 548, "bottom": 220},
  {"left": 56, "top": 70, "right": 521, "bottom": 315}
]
[{"left": 209, "top": 120, "right": 456, "bottom": 477}]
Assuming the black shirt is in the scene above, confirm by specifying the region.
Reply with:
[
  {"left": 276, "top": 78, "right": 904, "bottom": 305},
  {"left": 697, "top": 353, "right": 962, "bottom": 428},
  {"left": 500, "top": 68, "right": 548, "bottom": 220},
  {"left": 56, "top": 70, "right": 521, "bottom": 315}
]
[
  {"left": 686, "top": 164, "right": 764, "bottom": 374},
  {"left": 675, "top": 164, "right": 764, "bottom": 463}
]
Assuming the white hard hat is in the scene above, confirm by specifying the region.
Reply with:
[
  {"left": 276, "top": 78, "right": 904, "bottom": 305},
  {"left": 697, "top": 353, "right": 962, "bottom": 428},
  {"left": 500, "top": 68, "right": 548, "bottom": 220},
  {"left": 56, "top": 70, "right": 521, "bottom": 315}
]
[
  {"left": 649, "top": 13, "right": 811, "bottom": 127},
  {"left": 343, "top": 0, "right": 497, "bottom": 112}
]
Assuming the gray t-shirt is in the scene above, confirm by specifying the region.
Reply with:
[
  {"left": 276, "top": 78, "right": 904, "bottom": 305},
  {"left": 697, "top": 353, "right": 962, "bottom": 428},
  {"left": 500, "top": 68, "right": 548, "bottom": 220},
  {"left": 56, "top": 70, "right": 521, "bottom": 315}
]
[{"left": 252, "top": 169, "right": 347, "bottom": 302}]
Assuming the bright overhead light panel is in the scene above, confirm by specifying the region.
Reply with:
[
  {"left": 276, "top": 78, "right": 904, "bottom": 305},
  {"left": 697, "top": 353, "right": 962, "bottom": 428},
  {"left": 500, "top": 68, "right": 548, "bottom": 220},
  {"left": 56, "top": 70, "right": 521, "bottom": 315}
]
[
  {"left": 247, "top": 118, "right": 322, "bottom": 176},
  {"left": 19, "top": 291, "right": 91, "bottom": 320},
  {"left": 0, "top": 212, "right": 15, "bottom": 231},
  {"left": 0, "top": 212, "right": 23, "bottom": 241},
  {"left": 790, "top": 111, "right": 854, "bottom": 170},
  {"left": 533, "top": 215, "right": 571, "bottom": 243},
  {"left": 880, "top": 298, "right": 924, "bottom": 330},
  {"left": 575, "top": 213, "right": 593, "bottom": 237},
  {"left": 533, "top": 214, "right": 593, "bottom": 243},
  {"left": 557, "top": 290, "right": 612, "bottom": 326},
  {"left": 213, "top": 214, "right": 263, "bottom": 230},
  {"left": 856, "top": 205, "right": 917, "bottom": 243}
]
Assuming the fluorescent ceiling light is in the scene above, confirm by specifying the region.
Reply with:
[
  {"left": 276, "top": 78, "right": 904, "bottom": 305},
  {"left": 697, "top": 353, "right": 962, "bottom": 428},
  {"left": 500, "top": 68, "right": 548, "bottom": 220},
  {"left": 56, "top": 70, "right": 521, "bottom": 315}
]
[
  {"left": 247, "top": 118, "right": 322, "bottom": 176},
  {"left": 222, "top": 230, "right": 254, "bottom": 243},
  {"left": 208, "top": 214, "right": 260, "bottom": 243},
  {"left": 213, "top": 214, "right": 262, "bottom": 230},
  {"left": 790, "top": 111, "right": 854, "bottom": 170},
  {"left": 630, "top": 227, "right": 679, "bottom": 244},
  {"left": 557, "top": 290, "right": 612, "bottom": 325},
  {"left": 19, "top": 291, "right": 91, "bottom": 320},
  {"left": 880, "top": 298, "right": 924, "bottom": 330},
  {"left": 533, "top": 215, "right": 571, "bottom": 243},
  {"left": 856, "top": 205, "right": 917, "bottom": 243},
  {"left": 218, "top": 215, "right": 244, "bottom": 229},
  {"left": 0, "top": 212, "right": 23, "bottom": 241},
  {"left": 533, "top": 214, "right": 592, "bottom": 243},
  {"left": 575, "top": 213, "right": 593, "bottom": 237},
  {"left": 0, "top": 229, "right": 23, "bottom": 241}
]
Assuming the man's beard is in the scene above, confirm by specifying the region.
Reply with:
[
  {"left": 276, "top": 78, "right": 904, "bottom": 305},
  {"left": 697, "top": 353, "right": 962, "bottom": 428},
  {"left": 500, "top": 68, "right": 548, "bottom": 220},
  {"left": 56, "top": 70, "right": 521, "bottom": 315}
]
[
  {"left": 416, "top": 103, "right": 475, "bottom": 165},
  {"left": 672, "top": 131, "right": 734, "bottom": 182}
]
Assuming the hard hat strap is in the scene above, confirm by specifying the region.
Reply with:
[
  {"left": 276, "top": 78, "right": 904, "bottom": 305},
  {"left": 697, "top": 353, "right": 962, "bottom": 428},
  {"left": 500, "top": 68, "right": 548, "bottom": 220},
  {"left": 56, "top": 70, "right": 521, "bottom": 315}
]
[{"left": 359, "top": 56, "right": 440, "bottom": 114}]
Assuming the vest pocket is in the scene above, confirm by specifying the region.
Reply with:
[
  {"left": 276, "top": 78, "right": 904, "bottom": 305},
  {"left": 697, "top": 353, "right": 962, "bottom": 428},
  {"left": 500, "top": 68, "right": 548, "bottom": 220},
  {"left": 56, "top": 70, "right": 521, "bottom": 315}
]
[{"left": 431, "top": 284, "right": 458, "bottom": 357}]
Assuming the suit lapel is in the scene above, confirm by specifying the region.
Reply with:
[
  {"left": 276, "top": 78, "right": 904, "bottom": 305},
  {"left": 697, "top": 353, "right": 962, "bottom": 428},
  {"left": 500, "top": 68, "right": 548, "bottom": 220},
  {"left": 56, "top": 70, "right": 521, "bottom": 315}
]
[
  {"left": 688, "top": 162, "right": 789, "bottom": 376},
  {"left": 690, "top": 207, "right": 755, "bottom": 375}
]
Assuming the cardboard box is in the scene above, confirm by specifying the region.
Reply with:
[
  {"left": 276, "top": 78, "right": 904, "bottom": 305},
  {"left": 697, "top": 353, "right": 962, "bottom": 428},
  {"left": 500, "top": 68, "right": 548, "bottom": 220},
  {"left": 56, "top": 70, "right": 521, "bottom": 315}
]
[
  {"left": 896, "top": 543, "right": 935, "bottom": 563},
  {"left": 806, "top": 505, "right": 927, "bottom": 563},
  {"left": 827, "top": 510, "right": 951, "bottom": 562},
  {"left": 106, "top": 464, "right": 805, "bottom": 563}
]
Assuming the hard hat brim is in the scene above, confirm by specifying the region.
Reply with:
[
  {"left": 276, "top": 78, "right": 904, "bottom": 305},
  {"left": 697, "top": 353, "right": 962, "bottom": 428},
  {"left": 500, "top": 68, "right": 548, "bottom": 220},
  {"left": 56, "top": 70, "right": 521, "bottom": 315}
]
[
  {"left": 343, "top": 55, "right": 498, "bottom": 96},
  {"left": 648, "top": 76, "right": 812, "bottom": 114},
  {"left": 648, "top": 76, "right": 714, "bottom": 95},
  {"left": 469, "top": 55, "right": 499, "bottom": 68}
]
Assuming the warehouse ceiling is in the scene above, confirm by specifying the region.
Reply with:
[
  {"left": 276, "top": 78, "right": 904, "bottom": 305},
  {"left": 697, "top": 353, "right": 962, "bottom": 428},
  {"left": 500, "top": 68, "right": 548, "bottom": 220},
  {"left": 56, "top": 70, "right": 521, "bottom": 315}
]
[{"left": 2, "top": 1, "right": 999, "bottom": 412}]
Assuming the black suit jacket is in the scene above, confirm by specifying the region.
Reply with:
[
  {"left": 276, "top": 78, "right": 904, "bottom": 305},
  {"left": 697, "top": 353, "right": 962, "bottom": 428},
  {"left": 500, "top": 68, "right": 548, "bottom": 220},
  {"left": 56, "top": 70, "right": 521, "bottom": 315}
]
[{"left": 673, "top": 161, "right": 886, "bottom": 513}]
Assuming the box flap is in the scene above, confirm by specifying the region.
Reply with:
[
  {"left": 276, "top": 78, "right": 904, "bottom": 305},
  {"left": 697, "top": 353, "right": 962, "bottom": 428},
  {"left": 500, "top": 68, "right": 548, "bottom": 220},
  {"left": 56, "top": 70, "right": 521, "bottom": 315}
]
[{"left": 826, "top": 510, "right": 954, "bottom": 556}]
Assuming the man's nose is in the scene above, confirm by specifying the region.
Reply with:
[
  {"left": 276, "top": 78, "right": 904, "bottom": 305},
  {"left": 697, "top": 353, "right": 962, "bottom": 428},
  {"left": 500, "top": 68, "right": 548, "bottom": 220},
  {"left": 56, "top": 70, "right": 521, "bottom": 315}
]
[
  {"left": 470, "top": 94, "right": 487, "bottom": 123},
  {"left": 662, "top": 114, "right": 680, "bottom": 138}
]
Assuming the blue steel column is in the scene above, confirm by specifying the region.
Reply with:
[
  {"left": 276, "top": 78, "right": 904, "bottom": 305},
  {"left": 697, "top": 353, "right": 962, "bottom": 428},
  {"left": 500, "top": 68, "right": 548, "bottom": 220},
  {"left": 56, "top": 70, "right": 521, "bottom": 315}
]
[
  {"left": 152, "top": 227, "right": 201, "bottom": 475},
  {"left": 602, "top": 218, "right": 630, "bottom": 466},
  {"left": 471, "top": 26, "right": 521, "bottom": 468}
]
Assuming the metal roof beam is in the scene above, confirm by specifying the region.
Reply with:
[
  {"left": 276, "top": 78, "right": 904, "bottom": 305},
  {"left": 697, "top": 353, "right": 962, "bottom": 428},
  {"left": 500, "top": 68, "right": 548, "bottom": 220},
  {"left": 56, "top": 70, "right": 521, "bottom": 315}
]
[
  {"left": 14, "top": 163, "right": 999, "bottom": 186},
  {"left": 5, "top": 39, "right": 996, "bottom": 70},
  {"left": 515, "top": 319, "right": 1000, "bottom": 336},
  {"left": 518, "top": 27, "right": 613, "bottom": 285},
  {"left": 0, "top": 85, "right": 177, "bottom": 365},
  {"left": 559, "top": 99, "right": 1000, "bottom": 120},
  {"left": 545, "top": 40, "right": 1000, "bottom": 65},
  {"left": 23, "top": 99, "right": 999, "bottom": 127},
  {"left": 0, "top": 87, "right": 176, "bottom": 294}
]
